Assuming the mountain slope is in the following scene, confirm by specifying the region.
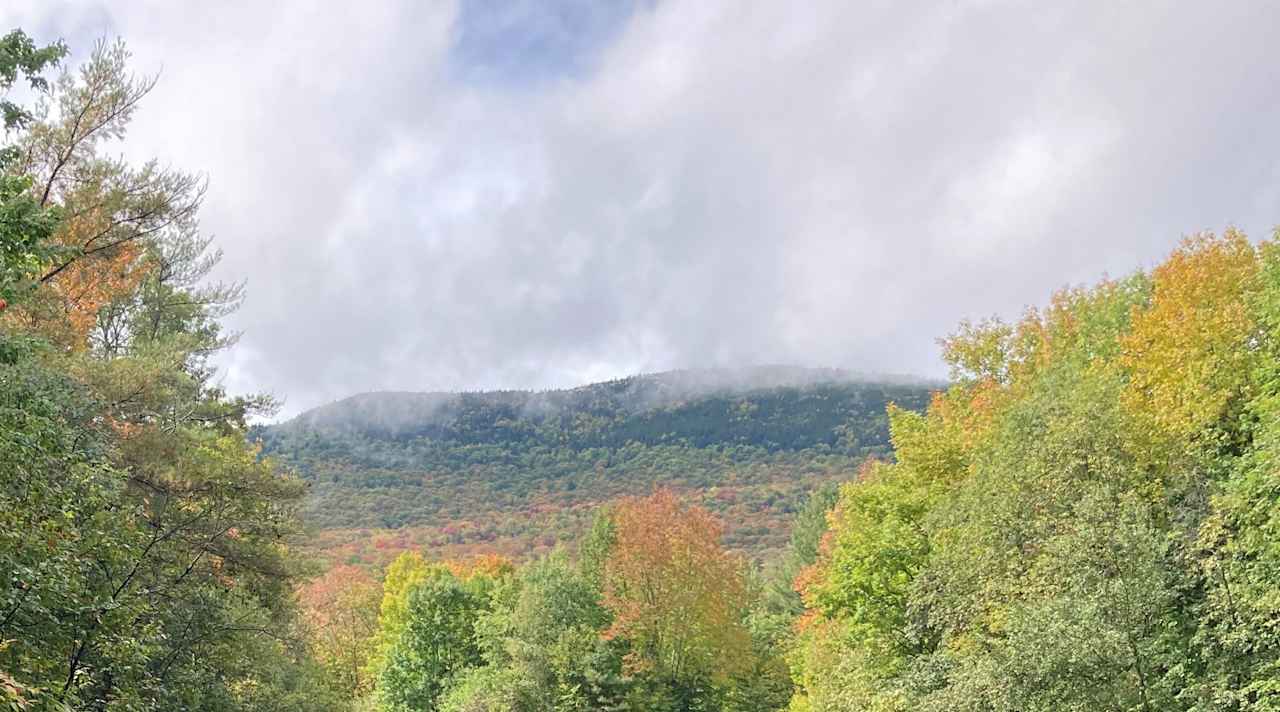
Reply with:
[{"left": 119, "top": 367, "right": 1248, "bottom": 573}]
[{"left": 258, "top": 367, "right": 939, "bottom": 564}]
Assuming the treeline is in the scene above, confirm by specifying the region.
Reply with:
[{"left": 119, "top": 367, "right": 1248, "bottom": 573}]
[
  {"left": 264, "top": 371, "right": 934, "bottom": 452},
  {"left": 297, "top": 445, "right": 853, "bottom": 569},
  {"left": 295, "top": 442, "right": 875, "bottom": 566},
  {"left": 0, "top": 34, "right": 342, "bottom": 709}
]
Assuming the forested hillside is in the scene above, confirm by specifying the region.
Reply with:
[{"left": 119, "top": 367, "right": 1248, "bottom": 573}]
[{"left": 258, "top": 369, "right": 936, "bottom": 564}]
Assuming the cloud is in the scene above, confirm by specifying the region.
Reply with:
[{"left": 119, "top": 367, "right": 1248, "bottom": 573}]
[{"left": 6, "top": 1, "right": 1280, "bottom": 418}]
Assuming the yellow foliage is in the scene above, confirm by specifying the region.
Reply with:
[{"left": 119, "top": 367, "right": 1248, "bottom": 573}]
[{"left": 1121, "top": 230, "right": 1261, "bottom": 452}]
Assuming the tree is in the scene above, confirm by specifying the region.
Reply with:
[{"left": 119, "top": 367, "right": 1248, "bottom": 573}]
[
  {"left": 0, "top": 335, "right": 133, "bottom": 710},
  {"left": 1121, "top": 230, "right": 1261, "bottom": 460},
  {"left": 0, "top": 32, "right": 338, "bottom": 710},
  {"left": 0, "top": 30, "right": 67, "bottom": 132},
  {"left": 1189, "top": 235, "right": 1280, "bottom": 710},
  {"left": 298, "top": 564, "right": 382, "bottom": 699},
  {"left": 600, "top": 489, "right": 751, "bottom": 707},
  {"left": 5, "top": 39, "right": 204, "bottom": 350},
  {"left": 377, "top": 569, "right": 490, "bottom": 712},
  {"left": 469, "top": 552, "right": 627, "bottom": 711},
  {"left": 765, "top": 481, "right": 840, "bottom": 616}
]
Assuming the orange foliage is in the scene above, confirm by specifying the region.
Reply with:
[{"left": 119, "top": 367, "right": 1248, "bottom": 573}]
[
  {"left": 444, "top": 553, "right": 515, "bottom": 581},
  {"left": 3, "top": 239, "right": 149, "bottom": 350},
  {"left": 602, "top": 489, "right": 750, "bottom": 680},
  {"left": 297, "top": 564, "right": 382, "bottom": 695}
]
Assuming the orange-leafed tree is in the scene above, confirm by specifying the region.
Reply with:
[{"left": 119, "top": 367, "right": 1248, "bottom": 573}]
[
  {"left": 297, "top": 565, "right": 382, "bottom": 699},
  {"left": 600, "top": 489, "right": 750, "bottom": 687}
]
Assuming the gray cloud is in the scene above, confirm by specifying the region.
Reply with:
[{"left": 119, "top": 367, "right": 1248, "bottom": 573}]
[{"left": 6, "top": 1, "right": 1280, "bottom": 418}]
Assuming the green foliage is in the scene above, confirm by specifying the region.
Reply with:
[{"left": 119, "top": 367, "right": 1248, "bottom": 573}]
[
  {"left": 0, "top": 334, "right": 128, "bottom": 708},
  {"left": 377, "top": 571, "right": 490, "bottom": 712},
  {"left": 0, "top": 30, "right": 64, "bottom": 306},
  {"left": 467, "top": 553, "right": 628, "bottom": 711},
  {"left": 0, "top": 328, "right": 330, "bottom": 710},
  {"left": 0, "top": 29, "right": 67, "bottom": 131},
  {"left": 1187, "top": 238, "right": 1280, "bottom": 711},
  {"left": 578, "top": 508, "right": 616, "bottom": 592},
  {"left": 371, "top": 551, "right": 443, "bottom": 675},
  {"left": 0, "top": 174, "right": 62, "bottom": 305},
  {"left": 436, "top": 665, "right": 535, "bottom": 711},
  {"left": 724, "top": 588, "right": 795, "bottom": 712}
]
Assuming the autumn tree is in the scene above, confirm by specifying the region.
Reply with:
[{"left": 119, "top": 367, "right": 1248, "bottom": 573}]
[
  {"left": 600, "top": 489, "right": 751, "bottom": 707},
  {"left": 1187, "top": 234, "right": 1280, "bottom": 709},
  {"left": 298, "top": 564, "right": 382, "bottom": 699},
  {"left": 0, "top": 31, "right": 338, "bottom": 711},
  {"left": 4, "top": 39, "right": 205, "bottom": 349}
]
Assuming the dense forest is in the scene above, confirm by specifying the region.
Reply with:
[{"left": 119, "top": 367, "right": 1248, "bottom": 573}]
[
  {"left": 4, "top": 28, "right": 1280, "bottom": 712},
  {"left": 257, "top": 370, "right": 935, "bottom": 565}
]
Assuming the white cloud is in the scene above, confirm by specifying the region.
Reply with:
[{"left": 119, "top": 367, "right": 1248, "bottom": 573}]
[{"left": 6, "top": 0, "right": 1280, "bottom": 417}]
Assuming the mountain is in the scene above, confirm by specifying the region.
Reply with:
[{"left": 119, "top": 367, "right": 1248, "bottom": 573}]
[{"left": 257, "top": 367, "right": 940, "bottom": 565}]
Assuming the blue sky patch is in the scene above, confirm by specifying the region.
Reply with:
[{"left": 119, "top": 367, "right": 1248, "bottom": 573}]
[{"left": 449, "top": 0, "right": 641, "bottom": 87}]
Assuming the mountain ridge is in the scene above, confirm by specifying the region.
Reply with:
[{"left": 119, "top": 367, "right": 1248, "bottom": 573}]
[
  {"left": 274, "top": 365, "right": 942, "bottom": 436},
  {"left": 259, "top": 366, "right": 941, "bottom": 565}
]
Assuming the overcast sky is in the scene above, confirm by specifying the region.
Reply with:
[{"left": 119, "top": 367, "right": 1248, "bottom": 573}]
[{"left": 8, "top": 1, "right": 1280, "bottom": 418}]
